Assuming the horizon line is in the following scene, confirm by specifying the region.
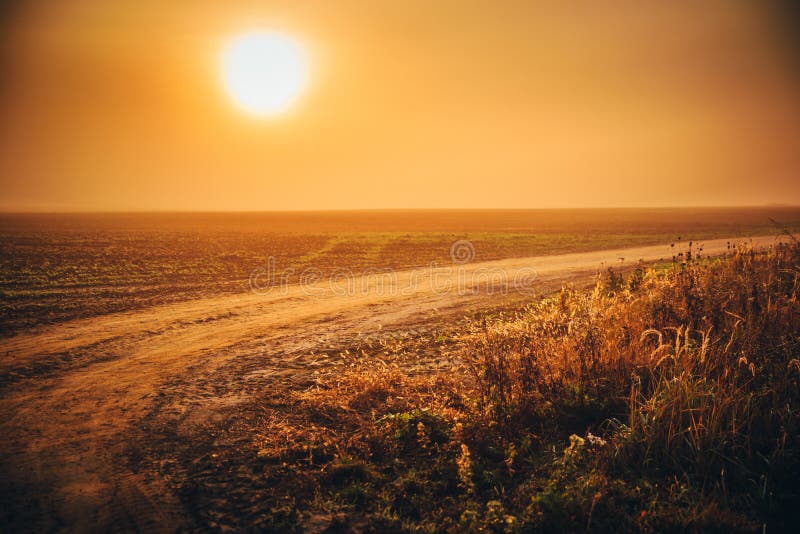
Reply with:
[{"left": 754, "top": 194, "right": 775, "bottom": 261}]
[{"left": 0, "top": 204, "right": 799, "bottom": 215}]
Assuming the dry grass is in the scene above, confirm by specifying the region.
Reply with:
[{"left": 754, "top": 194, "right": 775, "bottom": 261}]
[
  {"left": 460, "top": 242, "right": 800, "bottom": 531},
  {"left": 250, "top": 241, "right": 800, "bottom": 532},
  {"left": 255, "top": 367, "right": 469, "bottom": 464}
]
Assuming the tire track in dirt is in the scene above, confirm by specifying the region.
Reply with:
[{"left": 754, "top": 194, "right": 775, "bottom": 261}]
[{"left": 0, "top": 236, "right": 783, "bottom": 531}]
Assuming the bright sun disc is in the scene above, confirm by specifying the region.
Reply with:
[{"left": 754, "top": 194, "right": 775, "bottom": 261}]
[{"left": 221, "top": 32, "right": 308, "bottom": 117}]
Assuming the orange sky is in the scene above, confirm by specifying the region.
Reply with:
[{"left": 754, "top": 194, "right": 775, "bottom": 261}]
[{"left": 1, "top": 0, "right": 799, "bottom": 211}]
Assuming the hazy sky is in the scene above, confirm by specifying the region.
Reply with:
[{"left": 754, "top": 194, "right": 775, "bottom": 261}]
[{"left": 1, "top": 0, "right": 799, "bottom": 211}]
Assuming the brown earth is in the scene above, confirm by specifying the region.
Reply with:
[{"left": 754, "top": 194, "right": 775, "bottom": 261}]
[{"left": 0, "top": 236, "right": 782, "bottom": 531}]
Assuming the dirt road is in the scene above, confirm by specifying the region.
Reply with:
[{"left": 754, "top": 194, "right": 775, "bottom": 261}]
[{"left": 0, "top": 236, "right": 781, "bottom": 531}]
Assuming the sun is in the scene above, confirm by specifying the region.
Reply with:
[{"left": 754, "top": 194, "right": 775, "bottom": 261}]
[{"left": 221, "top": 31, "right": 308, "bottom": 117}]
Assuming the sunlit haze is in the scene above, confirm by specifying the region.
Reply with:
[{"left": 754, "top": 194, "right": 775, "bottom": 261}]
[{"left": 0, "top": 0, "right": 799, "bottom": 211}]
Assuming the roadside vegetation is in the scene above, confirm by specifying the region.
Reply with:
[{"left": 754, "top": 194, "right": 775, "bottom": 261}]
[{"left": 252, "top": 240, "right": 800, "bottom": 532}]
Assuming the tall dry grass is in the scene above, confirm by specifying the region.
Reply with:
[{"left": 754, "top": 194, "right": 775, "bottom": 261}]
[
  {"left": 253, "top": 240, "right": 800, "bottom": 531},
  {"left": 466, "top": 241, "right": 800, "bottom": 527}
]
